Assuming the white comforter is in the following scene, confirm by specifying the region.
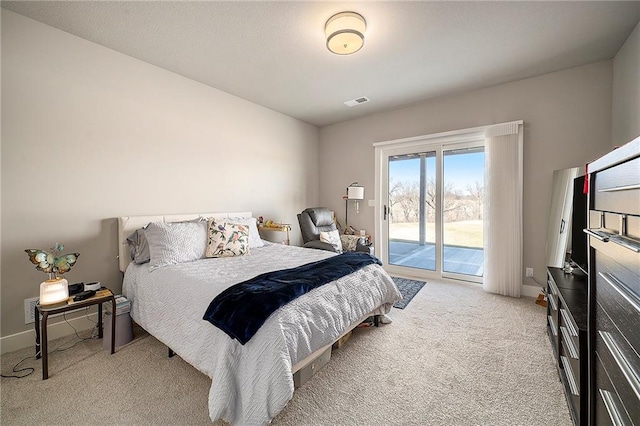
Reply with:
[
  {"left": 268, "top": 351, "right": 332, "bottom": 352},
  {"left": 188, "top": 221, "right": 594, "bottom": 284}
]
[{"left": 123, "top": 243, "right": 401, "bottom": 425}]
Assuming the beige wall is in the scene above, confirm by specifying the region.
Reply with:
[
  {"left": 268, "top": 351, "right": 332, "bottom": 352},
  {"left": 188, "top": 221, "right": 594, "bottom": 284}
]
[
  {"left": 612, "top": 21, "right": 640, "bottom": 147},
  {"left": 0, "top": 11, "right": 319, "bottom": 337},
  {"left": 318, "top": 61, "right": 614, "bottom": 291}
]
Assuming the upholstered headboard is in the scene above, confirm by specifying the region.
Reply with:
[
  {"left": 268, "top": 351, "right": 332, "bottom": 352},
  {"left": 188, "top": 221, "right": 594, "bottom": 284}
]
[{"left": 117, "top": 212, "right": 252, "bottom": 272}]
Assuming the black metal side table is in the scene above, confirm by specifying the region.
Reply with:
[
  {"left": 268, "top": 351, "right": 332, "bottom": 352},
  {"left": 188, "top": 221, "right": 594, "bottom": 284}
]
[{"left": 34, "top": 288, "right": 116, "bottom": 380}]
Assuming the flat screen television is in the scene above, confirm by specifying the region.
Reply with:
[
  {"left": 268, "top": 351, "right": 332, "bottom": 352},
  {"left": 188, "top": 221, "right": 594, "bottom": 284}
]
[{"left": 570, "top": 175, "right": 588, "bottom": 275}]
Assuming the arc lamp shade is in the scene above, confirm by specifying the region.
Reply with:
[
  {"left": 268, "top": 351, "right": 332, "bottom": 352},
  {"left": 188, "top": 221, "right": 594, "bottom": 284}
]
[{"left": 347, "top": 185, "right": 365, "bottom": 200}]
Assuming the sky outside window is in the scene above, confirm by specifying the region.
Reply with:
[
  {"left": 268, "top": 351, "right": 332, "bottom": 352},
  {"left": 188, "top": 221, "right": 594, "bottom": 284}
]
[{"left": 390, "top": 151, "right": 484, "bottom": 189}]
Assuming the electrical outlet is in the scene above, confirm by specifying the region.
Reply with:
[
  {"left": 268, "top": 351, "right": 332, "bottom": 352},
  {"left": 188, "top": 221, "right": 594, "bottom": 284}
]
[
  {"left": 525, "top": 267, "right": 534, "bottom": 278},
  {"left": 24, "top": 297, "right": 39, "bottom": 324},
  {"left": 24, "top": 296, "right": 64, "bottom": 324}
]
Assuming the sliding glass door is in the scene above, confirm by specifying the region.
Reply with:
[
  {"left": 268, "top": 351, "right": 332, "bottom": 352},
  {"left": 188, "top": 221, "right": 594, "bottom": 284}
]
[
  {"left": 442, "top": 146, "right": 484, "bottom": 278},
  {"left": 387, "top": 151, "right": 437, "bottom": 271},
  {"left": 380, "top": 140, "right": 484, "bottom": 282}
]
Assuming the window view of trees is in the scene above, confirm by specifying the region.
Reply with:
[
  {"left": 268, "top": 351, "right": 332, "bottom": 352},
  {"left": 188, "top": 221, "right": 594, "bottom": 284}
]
[
  {"left": 389, "top": 177, "right": 484, "bottom": 224},
  {"left": 387, "top": 148, "right": 484, "bottom": 275},
  {"left": 388, "top": 174, "right": 484, "bottom": 249}
]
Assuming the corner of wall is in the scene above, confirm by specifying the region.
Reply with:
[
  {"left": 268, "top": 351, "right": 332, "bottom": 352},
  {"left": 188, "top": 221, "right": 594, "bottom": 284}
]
[{"left": 612, "top": 21, "right": 640, "bottom": 147}]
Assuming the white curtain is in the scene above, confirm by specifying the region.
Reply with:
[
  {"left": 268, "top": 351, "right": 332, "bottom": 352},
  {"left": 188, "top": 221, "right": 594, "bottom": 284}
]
[{"left": 483, "top": 122, "right": 523, "bottom": 297}]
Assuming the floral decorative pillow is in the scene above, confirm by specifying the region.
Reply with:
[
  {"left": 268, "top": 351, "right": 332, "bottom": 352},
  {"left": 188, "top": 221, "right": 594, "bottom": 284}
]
[
  {"left": 206, "top": 219, "right": 250, "bottom": 258},
  {"left": 340, "top": 234, "right": 359, "bottom": 252},
  {"left": 215, "top": 216, "right": 264, "bottom": 248}
]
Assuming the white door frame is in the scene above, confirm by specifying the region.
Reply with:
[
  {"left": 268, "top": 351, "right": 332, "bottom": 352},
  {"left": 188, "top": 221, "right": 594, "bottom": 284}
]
[{"left": 374, "top": 125, "right": 488, "bottom": 282}]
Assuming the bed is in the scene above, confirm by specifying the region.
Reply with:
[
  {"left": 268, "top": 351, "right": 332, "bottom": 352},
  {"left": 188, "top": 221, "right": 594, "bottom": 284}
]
[{"left": 118, "top": 212, "right": 401, "bottom": 425}]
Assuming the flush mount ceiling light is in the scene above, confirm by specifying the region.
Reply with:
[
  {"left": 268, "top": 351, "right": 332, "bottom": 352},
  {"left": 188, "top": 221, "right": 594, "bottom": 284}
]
[{"left": 325, "top": 12, "right": 366, "bottom": 55}]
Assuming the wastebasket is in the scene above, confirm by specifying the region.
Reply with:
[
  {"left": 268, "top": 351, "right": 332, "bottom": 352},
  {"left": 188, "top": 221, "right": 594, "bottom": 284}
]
[{"left": 103, "top": 311, "right": 133, "bottom": 349}]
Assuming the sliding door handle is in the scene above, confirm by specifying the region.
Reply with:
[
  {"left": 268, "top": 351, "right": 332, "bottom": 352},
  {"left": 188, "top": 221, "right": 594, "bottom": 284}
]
[{"left": 383, "top": 205, "right": 387, "bottom": 220}]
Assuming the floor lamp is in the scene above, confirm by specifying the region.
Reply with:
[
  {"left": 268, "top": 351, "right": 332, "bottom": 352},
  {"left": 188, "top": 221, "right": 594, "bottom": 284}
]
[{"left": 345, "top": 182, "right": 364, "bottom": 231}]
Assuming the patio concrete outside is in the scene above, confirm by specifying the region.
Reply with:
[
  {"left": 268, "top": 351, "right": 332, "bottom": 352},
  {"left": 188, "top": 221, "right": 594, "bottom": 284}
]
[
  {"left": 387, "top": 221, "right": 484, "bottom": 276},
  {"left": 388, "top": 240, "right": 484, "bottom": 276}
]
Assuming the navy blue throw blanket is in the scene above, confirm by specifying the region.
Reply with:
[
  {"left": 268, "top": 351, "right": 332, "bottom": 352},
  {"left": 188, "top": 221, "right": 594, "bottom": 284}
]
[{"left": 203, "top": 251, "right": 381, "bottom": 344}]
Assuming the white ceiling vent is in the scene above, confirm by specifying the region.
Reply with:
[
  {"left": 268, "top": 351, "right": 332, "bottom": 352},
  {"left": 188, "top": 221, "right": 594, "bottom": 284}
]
[{"left": 344, "top": 96, "right": 370, "bottom": 107}]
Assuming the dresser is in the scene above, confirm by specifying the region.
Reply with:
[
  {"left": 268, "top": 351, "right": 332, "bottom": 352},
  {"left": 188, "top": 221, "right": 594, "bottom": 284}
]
[
  {"left": 547, "top": 267, "right": 588, "bottom": 425},
  {"left": 586, "top": 137, "right": 640, "bottom": 425}
]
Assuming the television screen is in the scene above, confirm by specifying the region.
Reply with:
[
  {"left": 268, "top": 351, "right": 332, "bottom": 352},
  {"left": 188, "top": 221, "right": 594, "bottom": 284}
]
[{"left": 570, "top": 175, "right": 588, "bottom": 275}]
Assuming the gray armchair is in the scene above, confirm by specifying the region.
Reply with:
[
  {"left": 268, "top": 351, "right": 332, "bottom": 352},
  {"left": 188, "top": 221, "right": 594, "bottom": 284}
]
[{"left": 297, "top": 207, "right": 339, "bottom": 252}]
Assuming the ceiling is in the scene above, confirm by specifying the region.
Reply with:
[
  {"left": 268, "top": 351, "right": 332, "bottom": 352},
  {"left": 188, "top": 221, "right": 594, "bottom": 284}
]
[{"left": 2, "top": 1, "right": 639, "bottom": 127}]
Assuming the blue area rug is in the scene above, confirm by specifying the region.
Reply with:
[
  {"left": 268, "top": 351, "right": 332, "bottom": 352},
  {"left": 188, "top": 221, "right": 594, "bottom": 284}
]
[{"left": 392, "top": 277, "right": 426, "bottom": 309}]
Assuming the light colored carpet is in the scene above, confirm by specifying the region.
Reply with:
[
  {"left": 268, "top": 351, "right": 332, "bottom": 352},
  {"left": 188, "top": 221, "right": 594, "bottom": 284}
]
[{"left": 1, "top": 279, "right": 571, "bottom": 425}]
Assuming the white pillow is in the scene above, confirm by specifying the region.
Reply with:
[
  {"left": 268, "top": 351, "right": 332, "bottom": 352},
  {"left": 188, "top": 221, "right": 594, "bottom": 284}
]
[
  {"left": 144, "top": 221, "right": 207, "bottom": 270},
  {"left": 320, "top": 229, "right": 343, "bottom": 252},
  {"left": 214, "top": 216, "right": 264, "bottom": 249}
]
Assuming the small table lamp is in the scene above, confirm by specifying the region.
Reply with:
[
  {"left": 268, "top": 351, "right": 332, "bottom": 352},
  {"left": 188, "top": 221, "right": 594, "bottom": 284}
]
[
  {"left": 25, "top": 244, "right": 79, "bottom": 306},
  {"left": 40, "top": 277, "right": 69, "bottom": 306},
  {"left": 345, "top": 182, "right": 365, "bottom": 229}
]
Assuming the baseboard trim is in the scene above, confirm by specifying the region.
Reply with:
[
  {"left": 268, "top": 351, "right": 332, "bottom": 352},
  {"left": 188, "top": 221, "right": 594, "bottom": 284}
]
[
  {"left": 0, "top": 313, "right": 98, "bottom": 355},
  {"left": 390, "top": 272, "right": 543, "bottom": 299}
]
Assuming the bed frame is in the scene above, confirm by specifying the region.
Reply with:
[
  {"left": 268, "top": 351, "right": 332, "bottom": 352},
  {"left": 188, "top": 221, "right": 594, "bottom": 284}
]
[{"left": 117, "top": 212, "right": 380, "bottom": 376}]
